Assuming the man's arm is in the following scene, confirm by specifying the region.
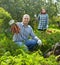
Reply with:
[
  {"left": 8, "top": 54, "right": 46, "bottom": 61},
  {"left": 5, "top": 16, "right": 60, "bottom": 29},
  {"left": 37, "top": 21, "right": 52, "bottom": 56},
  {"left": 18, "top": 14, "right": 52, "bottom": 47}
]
[
  {"left": 11, "top": 24, "right": 20, "bottom": 34},
  {"left": 30, "top": 26, "right": 42, "bottom": 46},
  {"left": 9, "top": 20, "right": 20, "bottom": 34},
  {"left": 30, "top": 26, "right": 35, "bottom": 39}
]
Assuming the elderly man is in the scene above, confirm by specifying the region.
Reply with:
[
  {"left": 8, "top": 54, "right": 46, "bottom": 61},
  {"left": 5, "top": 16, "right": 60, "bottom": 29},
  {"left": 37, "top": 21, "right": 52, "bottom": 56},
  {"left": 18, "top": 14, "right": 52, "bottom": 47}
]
[{"left": 9, "top": 14, "right": 42, "bottom": 51}]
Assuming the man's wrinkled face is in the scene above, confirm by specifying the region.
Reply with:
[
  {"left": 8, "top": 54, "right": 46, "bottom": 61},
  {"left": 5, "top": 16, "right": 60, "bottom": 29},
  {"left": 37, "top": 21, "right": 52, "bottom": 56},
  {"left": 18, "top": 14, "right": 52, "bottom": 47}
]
[{"left": 22, "top": 14, "right": 30, "bottom": 25}]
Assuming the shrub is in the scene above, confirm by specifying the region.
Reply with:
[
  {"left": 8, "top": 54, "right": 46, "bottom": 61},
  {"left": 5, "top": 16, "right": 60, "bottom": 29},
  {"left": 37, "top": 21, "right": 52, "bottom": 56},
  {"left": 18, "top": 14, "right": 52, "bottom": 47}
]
[
  {"left": 0, "top": 51, "right": 59, "bottom": 65},
  {"left": 0, "top": 7, "right": 12, "bottom": 33}
]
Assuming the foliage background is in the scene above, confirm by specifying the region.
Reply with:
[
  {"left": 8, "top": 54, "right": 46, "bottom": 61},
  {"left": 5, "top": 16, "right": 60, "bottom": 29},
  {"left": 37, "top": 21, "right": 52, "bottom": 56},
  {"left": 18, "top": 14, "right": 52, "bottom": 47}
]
[{"left": 0, "top": 0, "right": 60, "bottom": 65}]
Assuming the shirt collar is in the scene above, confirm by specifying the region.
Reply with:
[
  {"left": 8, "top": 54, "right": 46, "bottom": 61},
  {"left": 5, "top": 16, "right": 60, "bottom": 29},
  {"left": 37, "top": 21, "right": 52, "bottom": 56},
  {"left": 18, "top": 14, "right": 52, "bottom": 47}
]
[
  {"left": 21, "top": 22, "right": 24, "bottom": 26},
  {"left": 21, "top": 22, "right": 28, "bottom": 27}
]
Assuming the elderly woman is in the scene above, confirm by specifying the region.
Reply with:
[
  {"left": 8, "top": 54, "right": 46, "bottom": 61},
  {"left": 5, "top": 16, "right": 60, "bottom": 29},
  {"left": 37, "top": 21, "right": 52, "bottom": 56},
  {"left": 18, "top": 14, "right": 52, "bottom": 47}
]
[{"left": 9, "top": 14, "right": 42, "bottom": 51}]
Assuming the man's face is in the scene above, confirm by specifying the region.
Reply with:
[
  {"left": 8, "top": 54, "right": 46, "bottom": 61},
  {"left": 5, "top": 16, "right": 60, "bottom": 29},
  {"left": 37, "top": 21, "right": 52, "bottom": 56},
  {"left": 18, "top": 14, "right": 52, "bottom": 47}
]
[{"left": 22, "top": 15, "right": 30, "bottom": 25}]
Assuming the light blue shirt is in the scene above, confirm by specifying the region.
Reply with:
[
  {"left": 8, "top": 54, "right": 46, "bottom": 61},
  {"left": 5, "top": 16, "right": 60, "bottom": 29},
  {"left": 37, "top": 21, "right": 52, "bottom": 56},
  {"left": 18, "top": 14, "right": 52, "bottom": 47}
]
[{"left": 13, "top": 22, "right": 36, "bottom": 42}]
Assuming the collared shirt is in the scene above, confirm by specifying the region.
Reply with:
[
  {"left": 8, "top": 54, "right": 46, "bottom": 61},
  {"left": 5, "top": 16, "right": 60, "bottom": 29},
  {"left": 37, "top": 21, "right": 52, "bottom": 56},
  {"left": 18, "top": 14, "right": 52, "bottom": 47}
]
[
  {"left": 38, "top": 14, "right": 49, "bottom": 30},
  {"left": 13, "top": 22, "right": 36, "bottom": 42}
]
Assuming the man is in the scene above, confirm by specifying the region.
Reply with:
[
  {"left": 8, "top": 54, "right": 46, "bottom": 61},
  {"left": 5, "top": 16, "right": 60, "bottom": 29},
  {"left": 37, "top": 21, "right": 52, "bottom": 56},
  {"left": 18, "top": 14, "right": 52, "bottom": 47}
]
[{"left": 9, "top": 14, "right": 42, "bottom": 51}]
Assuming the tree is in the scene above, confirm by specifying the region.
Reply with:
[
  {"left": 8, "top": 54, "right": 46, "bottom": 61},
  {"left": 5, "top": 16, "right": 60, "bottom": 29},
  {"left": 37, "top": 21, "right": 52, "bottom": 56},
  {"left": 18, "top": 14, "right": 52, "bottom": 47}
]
[{"left": 0, "top": 0, "right": 58, "bottom": 26}]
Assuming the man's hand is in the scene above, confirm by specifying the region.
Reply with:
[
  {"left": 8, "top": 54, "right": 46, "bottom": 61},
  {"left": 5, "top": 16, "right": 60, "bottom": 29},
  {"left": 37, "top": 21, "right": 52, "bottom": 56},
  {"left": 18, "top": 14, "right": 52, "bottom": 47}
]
[
  {"left": 37, "top": 39, "right": 42, "bottom": 46},
  {"left": 11, "top": 24, "right": 20, "bottom": 34},
  {"left": 35, "top": 36, "right": 42, "bottom": 46}
]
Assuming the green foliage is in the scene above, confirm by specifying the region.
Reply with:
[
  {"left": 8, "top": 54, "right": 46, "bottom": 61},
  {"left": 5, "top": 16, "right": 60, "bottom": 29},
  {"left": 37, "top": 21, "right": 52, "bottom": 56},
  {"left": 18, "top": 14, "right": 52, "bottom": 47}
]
[
  {"left": 0, "top": 7, "right": 12, "bottom": 32},
  {"left": 56, "top": 2, "right": 60, "bottom": 14},
  {"left": 0, "top": 35, "right": 29, "bottom": 57},
  {"left": 0, "top": 0, "right": 60, "bottom": 65},
  {"left": 0, "top": 0, "right": 58, "bottom": 27},
  {"left": 0, "top": 51, "right": 59, "bottom": 65},
  {"left": 51, "top": 16, "right": 58, "bottom": 24},
  {"left": 46, "top": 3, "right": 57, "bottom": 17},
  {"left": 0, "top": 36, "right": 20, "bottom": 56},
  {"left": 35, "top": 29, "right": 60, "bottom": 53},
  {"left": 0, "top": 28, "right": 60, "bottom": 65}
]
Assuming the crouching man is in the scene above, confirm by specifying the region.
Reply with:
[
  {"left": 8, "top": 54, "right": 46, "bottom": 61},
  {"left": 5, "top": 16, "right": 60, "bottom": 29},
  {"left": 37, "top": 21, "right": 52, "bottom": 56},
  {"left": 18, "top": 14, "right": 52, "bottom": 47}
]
[{"left": 9, "top": 14, "right": 42, "bottom": 51}]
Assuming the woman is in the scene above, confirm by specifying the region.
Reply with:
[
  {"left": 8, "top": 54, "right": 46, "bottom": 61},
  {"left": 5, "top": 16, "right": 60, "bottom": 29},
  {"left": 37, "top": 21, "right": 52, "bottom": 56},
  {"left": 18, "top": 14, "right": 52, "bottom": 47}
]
[{"left": 38, "top": 8, "right": 49, "bottom": 31}]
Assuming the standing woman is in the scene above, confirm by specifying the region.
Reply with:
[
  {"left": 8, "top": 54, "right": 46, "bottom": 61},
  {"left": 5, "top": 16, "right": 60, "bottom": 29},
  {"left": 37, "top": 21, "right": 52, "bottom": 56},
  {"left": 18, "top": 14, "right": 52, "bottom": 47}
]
[{"left": 38, "top": 8, "right": 49, "bottom": 31}]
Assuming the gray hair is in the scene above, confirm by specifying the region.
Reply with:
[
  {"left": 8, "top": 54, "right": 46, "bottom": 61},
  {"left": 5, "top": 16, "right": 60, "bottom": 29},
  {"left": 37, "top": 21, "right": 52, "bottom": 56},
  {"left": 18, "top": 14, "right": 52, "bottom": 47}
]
[{"left": 23, "top": 14, "right": 30, "bottom": 19}]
